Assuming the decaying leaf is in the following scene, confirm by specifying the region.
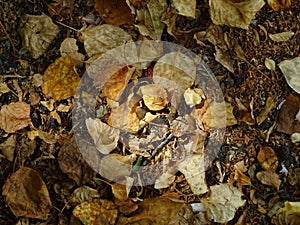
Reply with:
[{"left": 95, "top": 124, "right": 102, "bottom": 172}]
[
  {"left": 42, "top": 56, "right": 80, "bottom": 101},
  {"left": 0, "top": 102, "right": 32, "bottom": 133},
  {"left": 0, "top": 135, "right": 16, "bottom": 162},
  {"left": 171, "top": 0, "right": 196, "bottom": 18},
  {"left": 118, "top": 197, "right": 194, "bottom": 225},
  {"left": 73, "top": 199, "right": 118, "bottom": 225},
  {"left": 256, "top": 170, "right": 281, "bottom": 190},
  {"left": 272, "top": 201, "right": 300, "bottom": 225},
  {"left": 2, "top": 166, "right": 52, "bottom": 219},
  {"left": 19, "top": 14, "right": 60, "bottom": 59},
  {"left": 70, "top": 186, "right": 100, "bottom": 204},
  {"left": 139, "top": 84, "right": 168, "bottom": 111},
  {"left": 269, "top": 31, "right": 295, "bottom": 42},
  {"left": 82, "top": 24, "right": 132, "bottom": 57},
  {"left": 279, "top": 57, "right": 300, "bottom": 94},
  {"left": 178, "top": 154, "right": 208, "bottom": 195},
  {"left": 85, "top": 118, "right": 119, "bottom": 154},
  {"left": 257, "top": 145, "right": 278, "bottom": 171},
  {"left": 60, "top": 37, "right": 85, "bottom": 67},
  {"left": 94, "top": 0, "right": 134, "bottom": 26},
  {"left": 202, "top": 183, "right": 246, "bottom": 223},
  {"left": 209, "top": 0, "right": 265, "bottom": 29},
  {"left": 128, "top": 0, "right": 168, "bottom": 40},
  {"left": 267, "top": 0, "right": 291, "bottom": 11}
]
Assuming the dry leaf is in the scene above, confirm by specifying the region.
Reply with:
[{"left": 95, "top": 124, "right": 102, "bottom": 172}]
[
  {"left": 215, "top": 47, "right": 234, "bottom": 73},
  {"left": 256, "top": 170, "right": 281, "bottom": 190},
  {"left": 265, "top": 58, "right": 276, "bottom": 71},
  {"left": 183, "top": 88, "right": 204, "bottom": 107},
  {"left": 73, "top": 199, "right": 118, "bottom": 225},
  {"left": 0, "top": 135, "right": 16, "bottom": 161},
  {"left": 279, "top": 57, "right": 300, "bottom": 94},
  {"left": 139, "top": 84, "right": 168, "bottom": 111},
  {"left": 178, "top": 154, "right": 208, "bottom": 195},
  {"left": 0, "top": 83, "right": 11, "bottom": 95},
  {"left": 0, "top": 102, "right": 32, "bottom": 133},
  {"left": 256, "top": 96, "right": 277, "bottom": 125},
  {"left": 234, "top": 169, "right": 252, "bottom": 190},
  {"left": 82, "top": 24, "right": 132, "bottom": 57},
  {"left": 128, "top": 0, "right": 168, "bottom": 40},
  {"left": 42, "top": 56, "right": 80, "bottom": 101},
  {"left": 267, "top": 0, "right": 291, "bottom": 11},
  {"left": 94, "top": 0, "right": 134, "bottom": 26},
  {"left": 291, "top": 133, "right": 300, "bottom": 144},
  {"left": 70, "top": 186, "right": 100, "bottom": 204},
  {"left": 272, "top": 201, "right": 300, "bottom": 225},
  {"left": 48, "top": 0, "right": 74, "bottom": 16},
  {"left": 202, "top": 183, "right": 246, "bottom": 223},
  {"left": 85, "top": 118, "right": 119, "bottom": 154},
  {"left": 257, "top": 146, "right": 278, "bottom": 171},
  {"left": 19, "top": 14, "right": 60, "bottom": 59},
  {"left": 60, "top": 37, "right": 84, "bottom": 67},
  {"left": 111, "top": 183, "right": 128, "bottom": 201},
  {"left": 154, "top": 171, "right": 176, "bottom": 189},
  {"left": 235, "top": 98, "right": 255, "bottom": 125},
  {"left": 2, "top": 166, "right": 52, "bottom": 219},
  {"left": 171, "top": 0, "right": 196, "bottom": 18},
  {"left": 269, "top": 31, "right": 295, "bottom": 42},
  {"left": 209, "top": 0, "right": 265, "bottom": 29}
]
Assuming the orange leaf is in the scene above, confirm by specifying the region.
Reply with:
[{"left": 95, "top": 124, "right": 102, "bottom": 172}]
[
  {"left": 267, "top": 0, "right": 291, "bottom": 12},
  {"left": 257, "top": 146, "right": 278, "bottom": 172},
  {"left": 42, "top": 56, "right": 80, "bottom": 101}
]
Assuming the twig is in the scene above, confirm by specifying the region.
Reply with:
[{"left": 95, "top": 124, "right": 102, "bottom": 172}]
[{"left": 0, "top": 18, "right": 16, "bottom": 57}]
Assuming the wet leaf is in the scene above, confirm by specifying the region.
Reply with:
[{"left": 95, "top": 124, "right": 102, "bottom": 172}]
[
  {"left": 70, "top": 186, "right": 100, "bottom": 204},
  {"left": 257, "top": 146, "right": 278, "bottom": 171},
  {"left": 19, "top": 14, "right": 60, "bottom": 59},
  {"left": 94, "top": 0, "right": 134, "bottom": 26},
  {"left": 202, "top": 183, "right": 246, "bottom": 223},
  {"left": 82, "top": 24, "right": 132, "bottom": 57},
  {"left": 85, "top": 118, "right": 119, "bottom": 154},
  {"left": 42, "top": 56, "right": 80, "bottom": 101},
  {"left": 267, "top": 0, "right": 291, "bottom": 11},
  {"left": 139, "top": 84, "right": 168, "bottom": 111},
  {"left": 272, "top": 201, "right": 300, "bottom": 225},
  {"left": 0, "top": 135, "right": 16, "bottom": 161},
  {"left": 2, "top": 167, "right": 51, "bottom": 219},
  {"left": 0, "top": 102, "right": 32, "bottom": 133},
  {"left": 60, "top": 37, "right": 85, "bottom": 67},
  {"left": 209, "top": 0, "right": 265, "bottom": 29},
  {"left": 73, "top": 199, "right": 118, "bottom": 225},
  {"left": 269, "top": 31, "right": 295, "bottom": 42},
  {"left": 171, "top": 0, "right": 196, "bottom": 18},
  {"left": 256, "top": 171, "right": 281, "bottom": 190},
  {"left": 279, "top": 57, "right": 300, "bottom": 94},
  {"left": 128, "top": 0, "right": 168, "bottom": 40}
]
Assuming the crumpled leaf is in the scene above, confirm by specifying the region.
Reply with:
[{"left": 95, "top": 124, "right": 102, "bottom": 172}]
[
  {"left": 178, "top": 154, "right": 208, "bottom": 195},
  {"left": 82, "top": 24, "right": 132, "bottom": 57},
  {"left": 256, "top": 170, "right": 281, "bottom": 190},
  {"left": 257, "top": 145, "right": 278, "bottom": 172},
  {"left": 94, "top": 0, "right": 134, "bottom": 26},
  {"left": 202, "top": 183, "right": 246, "bottom": 223},
  {"left": 272, "top": 201, "right": 300, "bottom": 225},
  {"left": 60, "top": 37, "right": 85, "bottom": 67},
  {"left": 85, "top": 118, "right": 119, "bottom": 154},
  {"left": 234, "top": 169, "right": 252, "bottom": 191},
  {"left": 42, "top": 56, "right": 80, "bottom": 101},
  {"left": 127, "top": 0, "right": 168, "bottom": 40},
  {"left": 2, "top": 166, "right": 52, "bottom": 220},
  {"left": 0, "top": 102, "right": 32, "bottom": 133},
  {"left": 269, "top": 31, "right": 295, "bottom": 42},
  {"left": 171, "top": 0, "right": 196, "bottom": 18},
  {"left": 118, "top": 197, "right": 194, "bottom": 225},
  {"left": 279, "top": 57, "right": 300, "bottom": 94},
  {"left": 19, "top": 14, "right": 60, "bottom": 59},
  {"left": 209, "top": 0, "right": 265, "bottom": 29},
  {"left": 73, "top": 199, "right": 118, "bottom": 225},
  {"left": 139, "top": 84, "right": 168, "bottom": 111},
  {"left": 267, "top": 0, "right": 291, "bottom": 11},
  {"left": 0, "top": 135, "right": 16, "bottom": 161},
  {"left": 70, "top": 186, "right": 100, "bottom": 204},
  {"left": 99, "top": 154, "right": 136, "bottom": 181}
]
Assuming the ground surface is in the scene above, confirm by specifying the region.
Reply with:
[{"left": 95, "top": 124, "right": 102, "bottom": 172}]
[{"left": 0, "top": 0, "right": 300, "bottom": 224}]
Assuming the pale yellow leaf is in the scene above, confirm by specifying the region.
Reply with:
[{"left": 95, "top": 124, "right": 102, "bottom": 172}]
[
  {"left": 171, "top": 0, "right": 196, "bottom": 18},
  {"left": 279, "top": 57, "right": 300, "bottom": 94},
  {"left": 269, "top": 31, "right": 295, "bottom": 42}
]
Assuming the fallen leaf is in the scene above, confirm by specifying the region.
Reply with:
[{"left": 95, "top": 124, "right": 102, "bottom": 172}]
[
  {"left": 0, "top": 101, "right": 32, "bottom": 133},
  {"left": 202, "top": 183, "right": 246, "bottom": 223},
  {"left": 60, "top": 37, "right": 85, "bottom": 67},
  {"left": 234, "top": 169, "right": 252, "bottom": 189},
  {"left": 257, "top": 146, "right": 278, "bottom": 171},
  {"left": 154, "top": 171, "right": 176, "bottom": 189},
  {"left": 0, "top": 82, "right": 11, "bottom": 95},
  {"left": 128, "top": 0, "right": 168, "bottom": 40},
  {"left": 272, "top": 201, "right": 300, "bottom": 225},
  {"left": 18, "top": 14, "right": 60, "bottom": 59},
  {"left": 256, "top": 96, "right": 277, "bottom": 125},
  {"left": 291, "top": 133, "right": 300, "bottom": 144},
  {"left": 118, "top": 197, "right": 194, "bottom": 225},
  {"left": 48, "top": 0, "right": 74, "bottom": 17},
  {"left": 256, "top": 170, "right": 281, "bottom": 190},
  {"left": 111, "top": 183, "right": 128, "bottom": 201},
  {"left": 73, "top": 199, "right": 118, "bottom": 225},
  {"left": 82, "top": 24, "right": 132, "bottom": 57},
  {"left": 235, "top": 98, "right": 255, "bottom": 125},
  {"left": 279, "top": 57, "right": 300, "bottom": 94},
  {"left": 209, "top": 0, "right": 265, "bottom": 29},
  {"left": 94, "top": 0, "right": 134, "bottom": 26},
  {"left": 29, "top": 90, "right": 41, "bottom": 106},
  {"left": 70, "top": 186, "right": 100, "bottom": 204},
  {"left": 269, "top": 31, "right": 295, "bottom": 42},
  {"left": 139, "top": 84, "right": 168, "bottom": 111},
  {"left": 42, "top": 56, "right": 80, "bottom": 101},
  {"left": 267, "top": 0, "right": 291, "bottom": 11},
  {"left": 215, "top": 47, "right": 234, "bottom": 73},
  {"left": 0, "top": 135, "right": 16, "bottom": 161},
  {"left": 2, "top": 166, "right": 52, "bottom": 219},
  {"left": 85, "top": 118, "right": 119, "bottom": 154},
  {"left": 265, "top": 57, "right": 276, "bottom": 71},
  {"left": 171, "top": 0, "right": 196, "bottom": 18}
]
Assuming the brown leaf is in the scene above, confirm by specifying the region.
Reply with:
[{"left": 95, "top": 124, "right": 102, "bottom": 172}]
[
  {"left": 48, "top": 0, "right": 74, "bottom": 17},
  {"left": 257, "top": 146, "right": 278, "bottom": 171},
  {"left": 0, "top": 101, "right": 32, "bottom": 133},
  {"left": 42, "top": 56, "right": 80, "bottom": 101},
  {"left": 94, "top": 0, "right": 134, "bottom": 26},
  {"left": 235, "top": 98, "right": 255, "bottom": 125},
  {"left": 256, "top": 171, "right": 281, "bottom": 190},
  {"left": 139, "top": 84, "right": 168, "bottom": 111},
  {"left": 267, "top": 0, "right": 291, "bottom": 12},
  {"left": 0, "top": 135, "right": 16, "bottom": 162},
  {"left": 234, "top": 169, "right": 252, "bottom": 190},
  {"left": 2, "top": 166, "right": 52, "bottom": 219}
]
